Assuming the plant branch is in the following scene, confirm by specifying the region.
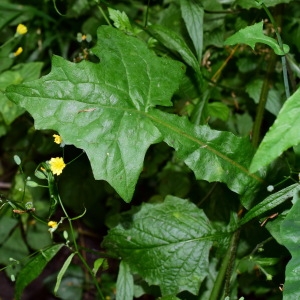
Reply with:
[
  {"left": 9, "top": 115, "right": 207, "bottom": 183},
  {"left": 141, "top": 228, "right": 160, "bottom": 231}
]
[{"left": 251, "top": 52, "right": 277, "bottom": 148}]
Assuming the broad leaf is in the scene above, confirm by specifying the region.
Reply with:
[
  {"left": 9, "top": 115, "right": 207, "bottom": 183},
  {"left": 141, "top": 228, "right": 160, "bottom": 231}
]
[
  {"left": 15, "top": 243, "right": 64, "bottom": 300},
  {"left": 280, "top": 190, "right": 300, "bottom": 299},
  {"left": 6, "top": 26, "right": 185, "bottom": 202},
  {"left": 5, "top": 26, "right": 262, "bottom": 204},
  {"left": 116, "top": 261, "right": 134, "bottom": 300},
  {"left": 102, "top": 196, "right": 215, "bottom": 296},
  {"left": 180, "top": 0, "right": 204, "bottom": 63},
  {"left": 250, "top": 87, "right": 300, "bottom": 173},
  {"left": 224, "top": 21, "right": 289, "bottom": 55}
]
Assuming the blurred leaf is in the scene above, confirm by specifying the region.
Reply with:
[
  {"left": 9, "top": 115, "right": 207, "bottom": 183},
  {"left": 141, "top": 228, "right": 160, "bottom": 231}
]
[
  {"left": 116, "top": 261, "right": 134, "bottom": 300},
  {"left": 280, "top": 191, "right": 300, "bottom": 299},
  {"left": 103, "top": 196, "right": 214, "bottom": 296},
  {"left": 235, "top": 0, "right": 293, "bottom": 9},
  {"left": 0, "top": 216, "right": 18, "bottom": 244},
  {"left": 44, "top": 264, "right": 84, "bottom": 300},
  {"left": 26, "top": 222, "right": 52, "bottom": 250},
  {"left": 250, "top": 87, "right": 300, "bottom": 173},
  {"left": 180, "top": 0, "right": 204, "bottom": 62},
  {"left": 207, "top": 102, "right": 230, "bottom": 121},
  {"left": 15, "top": 243, "right": 64, "bottom": 300},
  {"left": 224, "top": 21, "right": 289, "bottom": 55},
  {"left": 246, "top": 79, "right": 283, "bottom": 116},
  {"left": 54, "top": 253, "right": 75, "bottom": 295}
]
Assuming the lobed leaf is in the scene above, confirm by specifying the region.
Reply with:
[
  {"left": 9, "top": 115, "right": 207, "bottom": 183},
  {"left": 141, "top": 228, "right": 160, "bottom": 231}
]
[
  {"left": 224, "top": 21, "right": 289, "bottom": 55},
  {"left": 102, "top": 196, "right": 215, "bottom": 296},
  {"left": 250, "top": 87, "right": 300, "bottom": 173},
  {"left": 5, "top": 26, "right": 263, "bottom": 204}
]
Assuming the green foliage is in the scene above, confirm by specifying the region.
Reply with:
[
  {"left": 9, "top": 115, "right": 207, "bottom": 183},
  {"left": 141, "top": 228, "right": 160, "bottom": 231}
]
[
  {"left": 103, "top": 196, "right": 214, "bottom": 295},
  {"left": 1, "top": 0, "right": 300, "bottom": 299},
  {"left": 224, "top": 21, "right": 290, "bottom": 55}
]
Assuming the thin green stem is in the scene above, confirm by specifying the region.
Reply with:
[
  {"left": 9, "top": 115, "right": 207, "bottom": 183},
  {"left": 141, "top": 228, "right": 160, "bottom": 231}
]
[
  {"left": 252, "top": 52, "right": 277, "bottom": 148},
  {"left": 259, "top": 2, "right": 290, "bottom": 98},
  {"left": 98, "top": 5, "right": 112, "bottom": 26},
  {"left": 144, "top": 0, "right": 150, "bottom": 28},
  {"left": 57, "top": 193, "right": 105, "bottom": 300}
]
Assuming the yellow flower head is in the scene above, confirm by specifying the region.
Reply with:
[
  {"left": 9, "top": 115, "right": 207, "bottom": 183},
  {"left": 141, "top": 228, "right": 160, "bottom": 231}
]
[
  {"left": 13, "top": 47, "right": 23, "bottom": 57},
  {"left": 48, "top": 221, "right": 58, "bottom": 228},
  {"left": 16, "top": 24, "right": 28, "bottom": 35},
  {"left": 53, "top": 134, "right": 63, "bottom": 144},
  {"left": 49, "top": 157, "right": 66, "bottom": 175}
]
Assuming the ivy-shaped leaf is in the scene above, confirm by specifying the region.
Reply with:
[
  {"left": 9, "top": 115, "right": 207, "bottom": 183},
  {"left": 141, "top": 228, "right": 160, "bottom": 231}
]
[
  {"left": 102, "top": 196, "right": 215, "bottom": 296},
  {"left": 250, "top": 87, "right": 300, "bottom": 173},
  {"left": 224, "top": 21, "right": 289, "bottom": 55},
  {"left": 5, "top": 26, "right": 262, "bottom": 204}
]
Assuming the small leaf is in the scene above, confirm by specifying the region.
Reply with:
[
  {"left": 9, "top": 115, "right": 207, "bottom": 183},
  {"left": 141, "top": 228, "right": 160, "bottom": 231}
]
[
  {"left": 224, "top": 21, "right": 289, "bottom": 55},
  {"left": 15, "top": 244, "right": 63, "bottom": 300},
  {"left": 250, "top": 87, "right": 300, "bottom": 173},
  {"left": 180, "top": 0, "right": 204, "bottom": 62},
  {"left": 54, "top": 252, "right": 75, "bottom": 295},
  {"left": 92, "top": 258, "right": 105, "bottom": 276},
  {"left": 116, "top": 261, "right": 134, "bottom": 300},
  {"left": 13, "top": 155, "right": 21, "bottom": 165},
  {"left": 103, "top": 196, "right": 214, "bottom": 295},
  {"left": 239, "top": 184, "right": 300, "bottom": 226}
]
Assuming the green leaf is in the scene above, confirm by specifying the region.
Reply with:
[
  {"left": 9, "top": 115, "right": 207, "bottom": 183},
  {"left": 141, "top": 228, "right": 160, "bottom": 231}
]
[
  {"left": 0, "top": 62, "right": 43, "bottom": 126},
  {"left": 6, "top": 26, "right": 185, "bottom": 202},
  {"left": 235, "top": 0, "right": 293, "bottom": 9},
  {"left": 246, "top": 79, "right": 283, "bottom": 116},
  {"left": 250, "top": 87, "right": 300, "bottom": 173},
  {"left": 151, "top": 110, "right": 262, "bottom": 208},
  {"left": 116, "top": 261, "right": 134, "bottom": 300},
  {"left": 102, "top": 196, "right": 214, "bottom": 296},
  {"left": 15, "top": 243, "right": 64, "bottom": 300},
  {"left": 54, "top": 252, "right": 75, "bottom": 295},
  {"left": 5, "top": 26, "right": 262, "bottom": 205},
  {"left": 148, "top": 24, "right": 200, "bottom": 74},
  {"left": 239, "top": 184, "right": 300, "bottom": 226},
  {"left": 180, "top": 0, "right": 204, "bottom": 62},
  {"left": 92, "top": 258, "right": 105, "bottom": 276},
  {"left": 224, "top": 21, "right": 289, "bottom": 55},
  {"left": 280, "top": 191, "right": 300, "bottom": 299}
]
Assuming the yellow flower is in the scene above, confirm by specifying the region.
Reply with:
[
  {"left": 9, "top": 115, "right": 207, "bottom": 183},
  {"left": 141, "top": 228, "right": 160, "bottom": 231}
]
[
  {"left": 53, "top": 134, "right": 63, "bottom": 144},
  {"left": 16, "top": 24, "right": 28, "bottom": 35},
  {"left": 13, "top": 47, "right": 23, "bottom": 57},
  {"left": 48, "top": 221, "right": 58, "bottom": 228},
  {"left": 49, "top": 157, "right": 66, "bottom": 175}
]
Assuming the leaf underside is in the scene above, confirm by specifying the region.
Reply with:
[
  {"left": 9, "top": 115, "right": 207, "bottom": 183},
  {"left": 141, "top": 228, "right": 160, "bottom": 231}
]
[{"left": 6, "top": 26, "right": 262, "bottom": 204}]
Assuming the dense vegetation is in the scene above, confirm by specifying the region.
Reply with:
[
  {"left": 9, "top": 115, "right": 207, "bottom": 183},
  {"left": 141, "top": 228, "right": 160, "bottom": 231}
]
[{"left": 1, "top": 0, "right": 300, "bottom": 299}]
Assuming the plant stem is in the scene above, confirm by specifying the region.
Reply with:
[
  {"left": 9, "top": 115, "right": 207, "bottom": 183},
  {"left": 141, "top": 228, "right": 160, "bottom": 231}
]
[
  {"left": 251, "top": 52, "right": 277, "bottom": 148},
  {"left": 208, "top": 229, "right": 241, "bottom": 300},
  {"left": 260, "top": 2, "right": 290, "bottom": 99},
  {"left": 57, "top": 193, "right": 105, "bottom": 300}
]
